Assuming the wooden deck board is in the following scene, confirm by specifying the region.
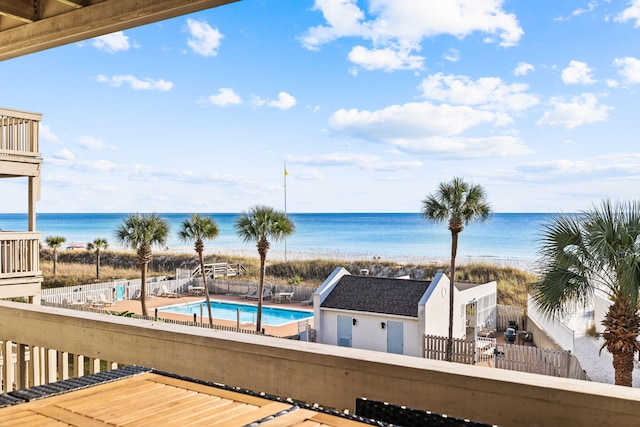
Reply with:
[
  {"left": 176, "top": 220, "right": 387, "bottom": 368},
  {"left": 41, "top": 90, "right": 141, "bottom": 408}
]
[{"left": 0, "top": 372, "right": 371, "bottom": 426}]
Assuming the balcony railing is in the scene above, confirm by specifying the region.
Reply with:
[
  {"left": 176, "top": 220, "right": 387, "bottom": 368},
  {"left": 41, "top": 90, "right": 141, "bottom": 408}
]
[
  {"left": 0, "top": 232, "right": 41, "bottom": 279},
  {"left": 0, "top": 107, "right": 41, "bottom": 159},
  {"left": 1, "top": 301, "right": 640, "bottom": 426}
]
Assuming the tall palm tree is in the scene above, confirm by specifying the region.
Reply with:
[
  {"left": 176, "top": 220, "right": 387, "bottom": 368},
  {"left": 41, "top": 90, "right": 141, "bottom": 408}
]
[
  {"left": 45, "top": 235, "right": 66, "bottom": 277},
  {"left": 86, "top": 238, "right": 108, "bottom": 280},
  {"left": 114, "top": 213, "right": 170, "bottom": 314},
  {"left": 421, "top": 177, "right": 491, "bottom": 361},
  {"left": 178, "top": 214, "right": 220, "bottom": 326},
  {"left": 235, "top": 205, "right": 295, "bottom": 332},
  {"left": 532, "top": 200, "right": 640, "bottom": 387}
]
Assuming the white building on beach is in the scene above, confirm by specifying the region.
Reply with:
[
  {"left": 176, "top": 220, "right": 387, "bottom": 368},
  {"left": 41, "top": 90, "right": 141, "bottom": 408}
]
[{"left": 313, "top": 267, "right": 497, "bottom": 357}]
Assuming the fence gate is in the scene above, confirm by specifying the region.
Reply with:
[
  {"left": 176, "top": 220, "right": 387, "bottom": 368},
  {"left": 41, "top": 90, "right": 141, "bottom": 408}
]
[
  {"left": 475, "top": 336, "right": 496, "bottom": 365},
  {"left": 424, "top": 335, "right": 474, "bottom": 364}
]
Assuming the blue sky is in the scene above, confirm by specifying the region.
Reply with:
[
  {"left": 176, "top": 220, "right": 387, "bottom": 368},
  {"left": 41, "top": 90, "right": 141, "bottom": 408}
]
[{"left": 2, "top": 0, "right": 640, "bottom": 214}]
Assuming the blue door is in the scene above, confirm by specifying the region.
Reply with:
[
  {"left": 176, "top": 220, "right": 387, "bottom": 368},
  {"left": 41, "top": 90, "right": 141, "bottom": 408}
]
[
  {"left": 337, "top": 315, "right": 352, "bottom": 347},
  {"left": 387, "top": 321, "right": 403, "bottom": 354}
]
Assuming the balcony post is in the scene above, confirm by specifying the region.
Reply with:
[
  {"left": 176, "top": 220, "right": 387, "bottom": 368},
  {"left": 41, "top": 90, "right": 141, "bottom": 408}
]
[
  {"left": 75, "top": 354, "right": 84, "bottom": 377},
  {"left": 17, "top": 344, "right": 27, "bottom": 389},
  {"left": 2, "top": 340, "right": 13, "bottom": 392}
]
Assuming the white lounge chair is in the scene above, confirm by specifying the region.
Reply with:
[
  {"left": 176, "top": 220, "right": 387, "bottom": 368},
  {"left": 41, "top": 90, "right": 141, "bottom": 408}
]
[
  {"left": 97, "top": 293, "right": 116, "bottom": 307},
  {"left": 86, "top": 296, "right": 104, "bottom": 308},
  {"left": 248, "top": 287, "right": 271, "bottom": 301},
  {"left": 160, "top": 285, "right": 180, "bottom": 298},
  {"left": 241, "top": 289, "right": 258, "bottom": 299},
  {"left": 130, "top": 289, "right": 141, "bottom": 300}
]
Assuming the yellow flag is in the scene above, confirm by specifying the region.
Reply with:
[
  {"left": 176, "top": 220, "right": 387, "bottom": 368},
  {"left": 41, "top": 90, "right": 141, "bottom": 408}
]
[{"left": 284, "top": 166, "right": 288, "bottom": 176}]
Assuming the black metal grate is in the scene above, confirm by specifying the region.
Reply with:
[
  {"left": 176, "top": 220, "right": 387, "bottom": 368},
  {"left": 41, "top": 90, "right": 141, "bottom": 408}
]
[
  {"left": 355, "top": 397, "right": 500, "bottom": 427},
  {"left": 0, "top": 365, "right": 151, "bottom": 408}
]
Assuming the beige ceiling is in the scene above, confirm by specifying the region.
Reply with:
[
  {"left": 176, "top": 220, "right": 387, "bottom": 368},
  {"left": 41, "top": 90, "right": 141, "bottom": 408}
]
[{"left": 0, "top": 0, "right": 238, "bottom": 61}]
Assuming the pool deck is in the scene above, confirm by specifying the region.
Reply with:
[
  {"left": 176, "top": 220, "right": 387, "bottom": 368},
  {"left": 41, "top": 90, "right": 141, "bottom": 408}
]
[{"left": 109, "top": 293, "right": 314, "bottom": 338}]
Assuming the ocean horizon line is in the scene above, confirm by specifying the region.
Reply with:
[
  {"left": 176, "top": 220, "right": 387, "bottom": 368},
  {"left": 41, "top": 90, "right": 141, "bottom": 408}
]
[{"left": 0, "top": 211, "right": 565, "bottom": 215}]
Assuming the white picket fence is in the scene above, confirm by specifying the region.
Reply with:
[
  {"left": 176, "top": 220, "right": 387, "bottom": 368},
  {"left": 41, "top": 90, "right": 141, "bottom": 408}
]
[{"left": 424, "top": 335, "right": 587, "bottom": 380}]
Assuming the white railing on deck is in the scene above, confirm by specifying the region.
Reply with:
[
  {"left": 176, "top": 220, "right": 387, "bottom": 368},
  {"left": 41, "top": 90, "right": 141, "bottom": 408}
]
[
  {"left": 0, "top": 232, "right": 41, "bottom": 278},
  {"left": 0, "top": 107, "right": 41, "bottom": 157}
]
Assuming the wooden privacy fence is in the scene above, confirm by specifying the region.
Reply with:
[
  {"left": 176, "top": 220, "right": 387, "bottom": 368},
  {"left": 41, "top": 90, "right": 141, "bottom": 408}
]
[
  {"left": 494, "top": 343, "right": 587, "bottom": 380},
  {"left": 424, "top": 335, "right": 588, "bottom": 381},
  {"left": 424, "top": 335, "right": 474, "bottom": 364},
  {"left": 497, "top": 304, "right": 526, "bottom": 330}
]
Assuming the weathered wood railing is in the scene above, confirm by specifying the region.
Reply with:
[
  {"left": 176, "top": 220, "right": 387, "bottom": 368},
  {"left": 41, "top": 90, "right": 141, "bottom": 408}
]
[
  {"left": 2, "top": 301, "right": 640, "bottom": 426},
  {"left": 0, "top": 232, "right": 41, "bottom": 278},
  {"left": 0, "top": 107, "right": 41, "bottom": 158}
]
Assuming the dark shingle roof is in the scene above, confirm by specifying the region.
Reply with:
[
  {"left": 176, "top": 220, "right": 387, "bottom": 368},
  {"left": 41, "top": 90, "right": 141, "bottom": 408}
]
[{"left": 321, "top": 275, "right": 432, "bottom": 317}]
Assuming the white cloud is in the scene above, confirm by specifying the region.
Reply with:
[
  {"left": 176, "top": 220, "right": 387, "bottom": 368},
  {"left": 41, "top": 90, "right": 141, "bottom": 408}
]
[
  {"left": 78, "top": 136, "right": 106, "bottom": 150},
  {"left": 200, "top": 88, "right": 242, "bottom": 106},
  {"left": 329, "top": 101, "right": 532, "bottom": 157},
  {"left": 52, "top": 149, "right": 74, "bottom": 161},
  {"left": 514, "top": 62, "right": 534, "bottom": 76},
  {"left": 561, "top": 60, "right": 596, "bottom": 85},
  {"left": 285, "top": 152, "right": 423, "bottom": 171},
  {"left": 39, "top": 124, "right": 60, "bottom": 143},
  {"left": 615, "top": 0, "right": 640, "bottom": 27},
  {"left": 269, "top": 92, "right": 297, "bottom": 110},
  {"left": 96, "top": 74, "right": 173, "bottom": 91},
  {"left": 514, "top": 154, "right": 640, "bottom": 182},
  {"left": 92, "top": 31, "right": 132, "bottom": 53},
  {"left": 443, "top": 48, "right": 460, "bottom": 62},
  {"left": 253, "top": 92, "right": 297, "bottom": 110},
  {"left": 613, "top": 56, "right": 640, "bottom": 84},
  {"left": 555, "top": 1, "right": 598, "bottom": 21},
  {"left": 419, "top": 73, "right": 539, "bottom": 112},
  {"left": 300, "top": 0, "right": 523, "bottom": 71},
  {"left": 536, "top": 93, "right": 611, "bottom": 129},
  {"left": 186, "top": 18, "right": 224, "bottom": 57},
  {"left": 348, "top": 46, "right": 425, "bottom": 71},
  {"left": 84, "top": 160, "right": 117, "bottom": 172}
]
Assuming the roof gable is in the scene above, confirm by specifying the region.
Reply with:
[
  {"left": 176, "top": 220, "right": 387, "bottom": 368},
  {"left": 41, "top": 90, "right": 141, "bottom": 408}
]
[{"left": 320, "top": 275, "right": 432, "bottom": 317}]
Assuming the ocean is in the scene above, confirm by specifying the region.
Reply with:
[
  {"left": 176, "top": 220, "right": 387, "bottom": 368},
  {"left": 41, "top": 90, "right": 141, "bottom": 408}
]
[{"left": 0, "top": 212, "right": 552, "bottom": 266}]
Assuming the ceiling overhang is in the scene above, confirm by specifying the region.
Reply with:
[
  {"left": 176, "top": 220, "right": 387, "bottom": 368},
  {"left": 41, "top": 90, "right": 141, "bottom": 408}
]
[{"left": 0, "top": 0, "right": 239, "bottom": 61}]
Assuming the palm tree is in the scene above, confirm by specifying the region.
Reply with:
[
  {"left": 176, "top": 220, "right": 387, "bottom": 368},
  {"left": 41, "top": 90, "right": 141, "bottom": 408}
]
[
  {"left": 421, "top": 177, "right": 491, "bottom": 361},
  {"left": 235, "top": 205, "right": 295, "bottom": 332},
  {"left": 86, "top": 238, "right": 108, "bottom": 280},
  {"left": 114, "top": 213, "right": 170, "bottom": 314},
  {"left": 532, "top": 200, "right": 640, "bottom": 387},
  {"left": 178, "top": 214, "right": 219, "bottom": 326},
  {"left": 45, "top": 235, "right": 66, "bottom": 277}
]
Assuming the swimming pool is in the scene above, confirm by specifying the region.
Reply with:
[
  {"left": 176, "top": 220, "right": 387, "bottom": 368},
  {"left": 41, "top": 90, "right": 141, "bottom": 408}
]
[{"left": 157, "top": 300, "right": 313, "bottom": 326}]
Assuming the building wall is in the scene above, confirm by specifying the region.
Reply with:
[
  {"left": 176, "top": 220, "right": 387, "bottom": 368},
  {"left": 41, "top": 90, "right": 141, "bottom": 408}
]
[
  {"left": 318, "top": 308, "right": 421, "bottom": 357},
  {"left": 424, "top": 274, "right": 452, "bottom": 337}
]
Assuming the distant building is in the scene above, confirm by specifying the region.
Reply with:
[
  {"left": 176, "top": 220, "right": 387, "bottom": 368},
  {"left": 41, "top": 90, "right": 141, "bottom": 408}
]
[{"left": 313, "top": 267, "right": 497, "bottom": 357}]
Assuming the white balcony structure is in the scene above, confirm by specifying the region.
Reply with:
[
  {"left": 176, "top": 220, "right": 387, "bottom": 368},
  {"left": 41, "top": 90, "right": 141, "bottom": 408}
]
[{"left": 0, "top": 108, "right": 43, "bottom": 303}]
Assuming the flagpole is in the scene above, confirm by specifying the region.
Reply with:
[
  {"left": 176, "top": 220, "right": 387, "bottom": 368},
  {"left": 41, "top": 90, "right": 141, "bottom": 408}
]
[{"left": 284, "top": 163, "right": 288, "bottom": 263}]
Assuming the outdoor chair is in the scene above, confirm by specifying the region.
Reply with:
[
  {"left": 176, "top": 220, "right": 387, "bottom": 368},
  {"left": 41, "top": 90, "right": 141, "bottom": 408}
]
[
  {"left": 86, "top": 296, "right": 104, "bottom": 309},
  {"left": 160, "top": 285, "right": 180, "bottom": 298},
  {"left": 97, "top": 293, "right": 116, "bottom": 307},
  {"left": 240, "top": 289, "right": 257, "bottom": 299},
  {"left": 248, "top": 287, "right": 271, "bottom": 301}
]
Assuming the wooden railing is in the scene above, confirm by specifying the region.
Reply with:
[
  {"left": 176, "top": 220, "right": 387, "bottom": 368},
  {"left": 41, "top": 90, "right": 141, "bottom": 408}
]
[
  {"left": 1, "top": 301, "right": 640, "bottom": 426},
  {"left": 0, "top": 107, "right": 41, "bottom": 158},
  {"left": 192, "top": 262, "right": 246, "bottom": 279},
  {"left": 0, "top": 232, "right": 41, "bottom": 278}
]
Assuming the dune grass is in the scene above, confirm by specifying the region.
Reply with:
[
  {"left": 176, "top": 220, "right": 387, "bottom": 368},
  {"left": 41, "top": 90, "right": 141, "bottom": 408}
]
[{"left": 41, "top": 249, "right": 535, "bottom": 307}]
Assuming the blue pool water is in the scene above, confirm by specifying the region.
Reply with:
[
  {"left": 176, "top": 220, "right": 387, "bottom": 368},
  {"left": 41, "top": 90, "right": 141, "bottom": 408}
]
[{"left": 158, "top": 300, "right": 313, "bottom": 326}]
